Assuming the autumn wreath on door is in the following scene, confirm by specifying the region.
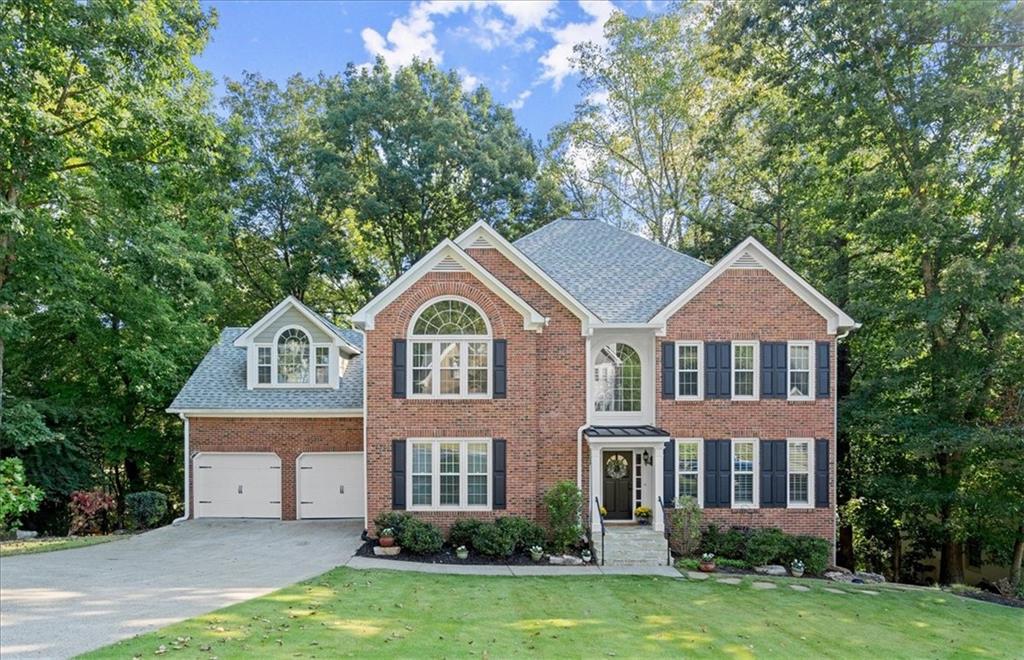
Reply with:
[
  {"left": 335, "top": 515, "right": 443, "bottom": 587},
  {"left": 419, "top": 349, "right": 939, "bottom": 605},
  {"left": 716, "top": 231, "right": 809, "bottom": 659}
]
[{"left": 605, "top": 454, "right": 629, "bottom": 479}]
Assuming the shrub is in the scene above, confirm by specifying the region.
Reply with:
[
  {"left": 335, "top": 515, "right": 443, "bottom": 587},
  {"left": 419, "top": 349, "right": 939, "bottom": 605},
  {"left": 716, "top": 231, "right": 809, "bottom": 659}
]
[
  {"left": 544, "top": 481, "right": 583, "bottom": 553},
  {"left": 746, "top": 528, "right": 788, "bottom": 566},
  {"left": 676, "top": 557, "right": 700, "bottom": 571},
  {"left": 473, "top": 522, "right": 516, "bottom": 557},
  {"left": 373, "top": 511, "right": 413, "bottom": 538},
  {"left": 669, "top": 499, "right": 702, "bottom": 557},
  {"left": 718, "top": 527, "right": 750, "bottom": 559},
  {"left": 398, "top": 518, "right": 443, "bottom": 555},
  {"left": 716, "top": 557, "right": 751, "bottom": 569},
  {"left": 495, "top": 516, "right": 546, "bottom": 552},
  {"left": 0, "top": 458, "right": 44, "bottom": 532},
  {"left": 784, "top": 535, "right": 830, "bottom": 575},
  {"left": 125, "top": 491, "right": 168, "bottom": 530},
  {"left": 448, "top": 518, "right": 484, "bottom": 550},
  {"left": 68, "top": 489, "right": 115, "bottom": 535}
]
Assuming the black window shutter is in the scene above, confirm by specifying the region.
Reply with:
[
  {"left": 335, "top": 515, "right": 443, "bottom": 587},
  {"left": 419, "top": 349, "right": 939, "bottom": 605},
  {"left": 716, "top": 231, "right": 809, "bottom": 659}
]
[
  {"left": 761, "top": 343, "right": 786, "bottom": 399},
  {"left": 773, "top": 441, "right": 787, "bottom": 507},
  {"left": 392, "top": 339, "right": 407, "bottom": 399},
  {"left": 760, "top": 343, "right": 774, "bottom": 397},
  {"left": 392, "top": 439, "right": 406, "bottom": 510},
  {"left": 705, "top": 343, "right": 718, "bottom": 398},
  {"left": 663, "top": 439, "right": 675, "bottom": 504},
  {"left": 717, "top": 440, "right": 732, "bottom": 507},
  {"left": 760, "top": 440, "right": 776, "bottom": 506},
  {"left": 661, "top": 341, "right": 675, "bottom": 399},
  {"left": 815, "top": 438, "right": 829, "bottom": 507},
  {"left": 493, "top": 339, "right": 507, "bottom": 399},
  {"left": 718, "top": 343, "right": 732, "bottom": 399},
  {"left": 493, "top": 438, "right": 507, "bottom": 509},
  {"left": 816, "top": 341, "right": 830, "bottom": 398},
  {"left": 703, "top": 439, "right": 719, "bottom": 507}
]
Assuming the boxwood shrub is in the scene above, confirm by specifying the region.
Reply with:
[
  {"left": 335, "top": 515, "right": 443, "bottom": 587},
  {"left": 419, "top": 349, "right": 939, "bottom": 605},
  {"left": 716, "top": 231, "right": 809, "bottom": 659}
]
[
  {"left": 448, "top": 518, "right": 484, "bottom": 549},
  {"left": 398, "top": 518, "right": 443, "bottom": 555},
  {"left": 698, "top": 525, "right": 831, "bottom": 575},
  {"left": 125, "top": 491, "right": 168, "bottom": 530}
]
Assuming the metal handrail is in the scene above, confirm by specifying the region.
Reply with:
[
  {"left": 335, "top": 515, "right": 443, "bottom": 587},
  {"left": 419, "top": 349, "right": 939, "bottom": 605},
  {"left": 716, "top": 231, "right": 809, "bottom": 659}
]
[
  {"left": 657, "top": 496, "right": 671, "bottom": 566},
  {"left": 594, "top": 496, "right": 606, "bottom": 566}
]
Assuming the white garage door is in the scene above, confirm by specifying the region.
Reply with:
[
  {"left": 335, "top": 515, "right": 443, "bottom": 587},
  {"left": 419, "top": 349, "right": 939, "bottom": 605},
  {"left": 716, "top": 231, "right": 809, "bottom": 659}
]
[
  {"left": 194, "top": 453, "right": 282, "bottom": 519},
  {"left": 297, "top": 452, "right": 364, "bottom": 519}
]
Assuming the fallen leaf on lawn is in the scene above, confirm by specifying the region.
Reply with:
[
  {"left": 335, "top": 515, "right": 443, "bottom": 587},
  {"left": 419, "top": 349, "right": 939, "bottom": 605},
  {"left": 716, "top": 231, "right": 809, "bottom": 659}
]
[{"left": 155, "top": 645, "right": 167, "bottom": 656}]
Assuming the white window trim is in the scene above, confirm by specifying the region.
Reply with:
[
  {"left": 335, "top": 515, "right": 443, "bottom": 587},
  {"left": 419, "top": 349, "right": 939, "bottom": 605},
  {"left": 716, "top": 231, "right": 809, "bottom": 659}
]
[
  {"left": 674, "top": 341, "right": 704, "bottom": 401},
  {"left": 252, "top": 325, "right": 336, "bottom": 389},
  {"left": 787, "top": 341, "right": 815, "bottom": 401},
  {"left": 731, "top": 438, "right": 759, "bottom": 509},
  {"left": 407, "top": 296, "right": 493, "bottom": 400},
  {"left": 786, "top": 438, "right": 814, "bottom": 509},
  {"left": 731, "top": 341, "right": 760, "bottom": 401},
  {"left": 676, "top": 438, "right": 703, "bottom": 507},
  {"left": 406, "top": 438, "right": 492, "bottom": 512}
]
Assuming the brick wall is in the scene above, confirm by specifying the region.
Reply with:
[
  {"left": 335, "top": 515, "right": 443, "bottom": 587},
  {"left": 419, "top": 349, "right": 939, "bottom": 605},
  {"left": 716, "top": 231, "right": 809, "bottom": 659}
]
[
  {"left": 188, "top": 416, "right": 363, "bottom": 520},
  {"left": 364, "top": 248, "right": 587, "bottom": 532},
  {"left": 657, "top": 268, "right": 837, "bottom": 550}
]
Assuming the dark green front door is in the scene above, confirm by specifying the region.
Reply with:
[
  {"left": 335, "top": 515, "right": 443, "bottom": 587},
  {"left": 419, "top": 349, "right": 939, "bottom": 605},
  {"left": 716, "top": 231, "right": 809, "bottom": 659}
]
[{"left": 602, "top": 451, "right": 633, "bottom": 520}]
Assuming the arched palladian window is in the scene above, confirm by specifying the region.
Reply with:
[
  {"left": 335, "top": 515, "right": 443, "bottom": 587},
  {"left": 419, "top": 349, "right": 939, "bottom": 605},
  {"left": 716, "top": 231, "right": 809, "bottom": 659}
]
[
  {"left": 410, "top": 298, "right": 490, "bottom": 397},
  {"left": 277, "top": 327, "right": 311, "bottom": 384},
  {"left": 594, "top": 343, "right": 641, "bottom": 412}
]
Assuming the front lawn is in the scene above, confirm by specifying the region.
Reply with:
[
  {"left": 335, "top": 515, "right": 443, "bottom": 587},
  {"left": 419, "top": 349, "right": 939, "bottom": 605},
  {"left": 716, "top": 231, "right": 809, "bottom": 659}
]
[
  {"left": 0, "top": 535, "right": 121, "bottom": 557},
  {"left": 86, "top": 568, "right": 1022, "bottom": 659}
]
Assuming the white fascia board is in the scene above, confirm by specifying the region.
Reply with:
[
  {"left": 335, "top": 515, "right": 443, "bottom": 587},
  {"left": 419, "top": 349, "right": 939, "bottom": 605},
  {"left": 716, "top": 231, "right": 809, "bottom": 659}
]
[
  {"left": 165, "top": 408, "right": 364, "bottom": 417},
  {"left": 351, "top": 239, "right": 548, "bottom": 332},
  {"left": 232, "top": 295, "right": 361, "bottom": 354},
  {"left": 649, "top": 236, "right": 859, "bottom": 335},
  {"left": 455, "top": 221, "right": 600, "bottom": 333}
]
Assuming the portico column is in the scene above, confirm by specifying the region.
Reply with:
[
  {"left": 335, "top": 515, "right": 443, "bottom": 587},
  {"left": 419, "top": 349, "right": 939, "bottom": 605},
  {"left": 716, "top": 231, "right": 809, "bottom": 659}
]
[
  {"left": 590, "top": 446, "right": 602, "bottom": 533},
  {"left": 653, "top": 444, "right": 665, "bottom": 532}
]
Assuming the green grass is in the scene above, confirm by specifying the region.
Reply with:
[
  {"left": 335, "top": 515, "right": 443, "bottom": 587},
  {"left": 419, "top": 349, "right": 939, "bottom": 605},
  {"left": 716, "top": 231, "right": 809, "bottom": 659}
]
[
  {"left": 0, "top": 535, "right": 120, "bottom": 557},
  {"left": 85, "top": 568, "right": 1022, "bottom": 659}
]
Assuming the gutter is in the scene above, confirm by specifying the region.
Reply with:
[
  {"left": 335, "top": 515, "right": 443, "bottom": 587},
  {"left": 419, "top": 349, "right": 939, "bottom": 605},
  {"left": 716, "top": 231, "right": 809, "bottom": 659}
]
[{"left": 171, "top": 413, "right": 190, "bottom": 525}]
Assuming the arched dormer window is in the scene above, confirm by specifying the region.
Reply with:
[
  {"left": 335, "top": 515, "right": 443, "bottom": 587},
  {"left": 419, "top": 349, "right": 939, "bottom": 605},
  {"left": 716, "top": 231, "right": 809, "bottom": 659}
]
[
  {"left": 409, "top": 298, "right": 491, "bottom": 397},
  {"left": 277, "top": 327, "right": 311, "bottom": 384},
  {"left": 594, "top": 343, "right": 641, "bottom": 412}
]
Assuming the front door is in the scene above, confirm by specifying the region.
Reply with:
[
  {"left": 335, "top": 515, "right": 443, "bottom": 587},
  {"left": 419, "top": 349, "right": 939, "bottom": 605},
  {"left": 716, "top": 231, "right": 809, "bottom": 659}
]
[{"left": 602, "top": 450, "right": 633, "bottom": 520}]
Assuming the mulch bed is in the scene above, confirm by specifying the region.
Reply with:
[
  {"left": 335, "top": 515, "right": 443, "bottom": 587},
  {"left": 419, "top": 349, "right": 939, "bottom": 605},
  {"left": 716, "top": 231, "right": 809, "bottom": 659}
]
[
  {"left": 952, "top": 589, "right": 1024, "bottom": 609},
  {"left": 356, "top": 541, "right": 586, "bottom": 566}
]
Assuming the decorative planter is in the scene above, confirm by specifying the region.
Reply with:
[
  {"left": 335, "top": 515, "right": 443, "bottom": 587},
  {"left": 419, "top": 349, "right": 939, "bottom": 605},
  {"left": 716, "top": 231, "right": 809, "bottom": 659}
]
[
  {"left": 699, "top": 562, "right": 716, "bottom": 573},
  {"left": 379, "top": 536, "right": 395, "bottom": 548},
  {"left": 530, "top": 551, "right": 544, "bottom": 563},
  {"left": 790, "top": 568, "right": 804, "bottom": 578},
  {"left": 373, "top": 545, "right": 401, "bottom": 557},
  {"left": 581, "top": 551, "right": 593, "bottom": 564},
  {"left": 456, "top": 548, "right": 469, "bottom": 560},
  {"left": 637, "top": 518, "right": 651, "bottom": 526}
]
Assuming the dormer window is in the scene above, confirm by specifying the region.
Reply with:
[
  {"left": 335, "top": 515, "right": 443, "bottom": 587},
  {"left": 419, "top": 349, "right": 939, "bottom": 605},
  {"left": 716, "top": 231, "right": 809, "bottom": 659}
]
[{"left": 277, "top": 328, "right": 310, "bottom": 384}]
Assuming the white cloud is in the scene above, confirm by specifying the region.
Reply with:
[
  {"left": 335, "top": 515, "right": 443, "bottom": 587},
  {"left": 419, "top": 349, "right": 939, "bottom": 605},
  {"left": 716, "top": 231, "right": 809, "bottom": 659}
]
[
  {"left": 458, "top": 68, "right": 481, "bottom": 93},
  {"left": 508, "top": 89, "right": 532, "bottom": 109},
  {"left": 537, "top": 1, "right": 617, "bottom": 90}
]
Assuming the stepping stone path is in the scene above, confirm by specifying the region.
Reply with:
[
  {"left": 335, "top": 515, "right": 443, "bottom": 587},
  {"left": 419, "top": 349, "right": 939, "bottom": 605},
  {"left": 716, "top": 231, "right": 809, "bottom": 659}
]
[
  {"left": 789, "top": 584, "right": 810, "bottom": 592},
  {"left": 716, "top": 577, "right": 742, "bottom": 585},
  {"left": 823, "top": 587, "right": 847, "bottom": 594},
  {"left": 856, "top": 589, "right": 880, "bottom": 595},
  {"left": 685, "top": 571, "right": 710, "bottom": 580},
  {"left": 751, "top": 581, "right": 777, "bottom": 590}
]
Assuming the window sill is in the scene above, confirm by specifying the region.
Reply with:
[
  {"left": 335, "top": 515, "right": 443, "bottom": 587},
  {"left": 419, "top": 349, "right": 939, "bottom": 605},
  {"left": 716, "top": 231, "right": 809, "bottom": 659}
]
[
  {"left": 787, "top": 503, "right": 813, "bottom": 509},
  {"left": 786, "top": 396, "right": 815, "bottom": 403},
  {"left": 730, "top": 503, "right": 758, "bottom": 510},
  {"left": 673, "top": 396, "right": 704, "bottom": 402},
  {"left": 407, "top": 394, "right": 492, "bottom": 401},
  {"left": 730, "top": 396, "right": 759, "bottom": 402},
  {"left": 407, "top": 506, "right": 492, "bottom": 512}
]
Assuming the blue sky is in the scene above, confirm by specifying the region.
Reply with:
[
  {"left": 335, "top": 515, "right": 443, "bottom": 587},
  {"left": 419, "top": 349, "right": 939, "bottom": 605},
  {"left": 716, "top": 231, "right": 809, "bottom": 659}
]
[{"left": 196, "top": 1, "right": 665, "bottom": 142}]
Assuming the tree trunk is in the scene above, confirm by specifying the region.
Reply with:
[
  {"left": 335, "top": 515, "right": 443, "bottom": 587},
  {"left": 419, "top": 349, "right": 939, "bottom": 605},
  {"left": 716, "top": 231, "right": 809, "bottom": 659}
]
[
  {"left": 939, "top": 540, "right": 965, "bottom": 585},
  {"left": 1011, "top": 525, "right": 1024, "bottom": 590}
]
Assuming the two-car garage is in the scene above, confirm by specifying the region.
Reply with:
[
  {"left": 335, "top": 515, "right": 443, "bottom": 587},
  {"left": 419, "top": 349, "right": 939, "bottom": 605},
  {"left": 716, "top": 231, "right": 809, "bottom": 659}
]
[{"left": 193, "top": 452, "right": 364, "bottom": 520}]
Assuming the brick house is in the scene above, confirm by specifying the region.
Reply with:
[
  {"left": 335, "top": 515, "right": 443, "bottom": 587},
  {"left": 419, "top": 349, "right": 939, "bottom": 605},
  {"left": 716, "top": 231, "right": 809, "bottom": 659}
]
[{"left": 169, "top": 219, "right": 857, "bottom": 562}]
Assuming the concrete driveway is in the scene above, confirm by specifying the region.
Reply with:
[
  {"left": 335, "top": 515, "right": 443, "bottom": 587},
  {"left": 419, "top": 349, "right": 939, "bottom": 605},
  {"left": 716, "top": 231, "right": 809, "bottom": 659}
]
[{"left": 0, "top": 519, "right": 363, "bottom": 658}]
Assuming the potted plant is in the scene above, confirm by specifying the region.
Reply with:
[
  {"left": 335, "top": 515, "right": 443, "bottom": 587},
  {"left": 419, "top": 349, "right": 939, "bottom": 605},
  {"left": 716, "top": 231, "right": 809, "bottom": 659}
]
[
  {"left": 699, "top": 552, "right": 716, "bottom": 572},
  {"left": 790, "top": 559, "right": 805, "bottom": 578},
  {"left": 529, "top": 545, "right": 544, "bottom": 562},
  {"left": 581, "top": 548, "right": 593, "bottom": 563},
  {"left": 378, "top": 528, "right": 396, "bottom": 548},
  {"left": 456, "top": 544, "right": 469, "bottom": 560},
  {"left": 599, "top": 505, "right": 608, "bottom": 518},
  {"left": 634, "top": 506, "right": 652, "bottom": 525}
]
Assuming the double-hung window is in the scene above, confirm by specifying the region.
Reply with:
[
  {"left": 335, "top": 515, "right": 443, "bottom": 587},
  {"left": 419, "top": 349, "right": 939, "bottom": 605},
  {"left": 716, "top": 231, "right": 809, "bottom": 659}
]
[
  {"left": 408, "top": 439, "right": 491, "bottom": 510},
  {"left": 732, "top": 439, "right": 758, "bottom": 508},
  {"left": 409, "top": 298, "right": 491, "bottom": 398},
  {"left": 257, "top": 346, "right": 272, "bottom": 384},
  {"left": 314, "top": 346, "right": 330, "bottom": 385},
  {"left": 787, "top": 439, "right": 813, "bottom": 507},
  {"left": 731, "top": 341, "right": 759, "bottom": 400},
  {"left": 676, "top": 342, "right": 703, "bottom": 400},
  {"left": 787, "top": 341, "right": 814, "bottom": 400},
  {"left": 676, "top": 439, "right": 702, "bottom": 505}
]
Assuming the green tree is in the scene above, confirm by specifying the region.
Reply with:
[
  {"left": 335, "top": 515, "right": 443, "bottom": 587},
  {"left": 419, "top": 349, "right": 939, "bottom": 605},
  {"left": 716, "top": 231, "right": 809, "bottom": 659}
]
[{"left": 0, "top": 457, "right": 44, "bottom": 531}]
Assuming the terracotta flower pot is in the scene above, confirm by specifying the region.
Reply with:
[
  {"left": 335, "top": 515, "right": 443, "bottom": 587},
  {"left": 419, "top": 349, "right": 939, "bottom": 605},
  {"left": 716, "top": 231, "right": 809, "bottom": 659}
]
[
  {"left": 699, "top": 562, "right": 716, "bottom": 573},
  {"left": 379, "top": 536, "right": 395, "bottom": 548}
]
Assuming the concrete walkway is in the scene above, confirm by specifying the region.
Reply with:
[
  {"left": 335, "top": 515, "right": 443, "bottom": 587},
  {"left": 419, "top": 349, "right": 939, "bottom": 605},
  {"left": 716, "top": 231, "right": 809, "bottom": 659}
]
[
  {"left": 0, "top": 519, "right": 363, "bottom": 659},
  {"left": 346, "top": 555, "right": 681, "bottom": 577}
]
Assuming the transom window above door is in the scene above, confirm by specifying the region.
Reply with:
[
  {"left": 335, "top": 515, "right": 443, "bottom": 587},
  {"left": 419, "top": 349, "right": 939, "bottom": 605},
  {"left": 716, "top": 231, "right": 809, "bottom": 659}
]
[
  {"left": 409, "top": 298, "right": 491, "bottom": 398},
  {"left": 594, "top": 343, "right": 642, "bottom": 412}
]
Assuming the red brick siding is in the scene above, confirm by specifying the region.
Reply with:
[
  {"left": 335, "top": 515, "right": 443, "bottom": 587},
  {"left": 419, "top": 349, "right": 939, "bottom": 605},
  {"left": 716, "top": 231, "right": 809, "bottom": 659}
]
[
  {"left": 657, "top": 268, "right": 837, "bottom": 549},
  {"left": 188, "top": 416, "right": 363, "bottom": 520},
  {"left": 364, "top": 248, "right": 587, "bottom": 532}
]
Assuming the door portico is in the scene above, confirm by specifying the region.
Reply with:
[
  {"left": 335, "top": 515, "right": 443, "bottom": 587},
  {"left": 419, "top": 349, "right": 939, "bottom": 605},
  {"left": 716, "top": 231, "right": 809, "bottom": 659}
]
[{"left": 586, "top": 426, "right": 670, "bottom": 533}]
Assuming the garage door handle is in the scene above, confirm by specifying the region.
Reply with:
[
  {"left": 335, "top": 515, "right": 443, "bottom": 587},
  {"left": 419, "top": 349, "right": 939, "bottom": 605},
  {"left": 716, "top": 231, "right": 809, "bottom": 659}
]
[
  {"left": 339, "top": 484, "right": 344, "bottom": 494},
  {"left": 238, "top": 485, "right": 243, "bottom": 494}
]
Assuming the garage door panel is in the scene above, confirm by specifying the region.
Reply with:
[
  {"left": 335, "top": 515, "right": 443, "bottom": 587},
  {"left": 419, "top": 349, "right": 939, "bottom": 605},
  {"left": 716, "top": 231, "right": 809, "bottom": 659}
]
[
  {"left": 194, "top": 453, "right": 282, "bottom": 519},
  {"left": 298, "top": 453, "right": 364, "bottom": 519}
]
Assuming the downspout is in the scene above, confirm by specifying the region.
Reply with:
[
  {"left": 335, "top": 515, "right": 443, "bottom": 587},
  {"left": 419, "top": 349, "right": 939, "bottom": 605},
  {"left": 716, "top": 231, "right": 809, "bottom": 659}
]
[{"left": 172, "top": 413, "right": 190, "bottom": 525}]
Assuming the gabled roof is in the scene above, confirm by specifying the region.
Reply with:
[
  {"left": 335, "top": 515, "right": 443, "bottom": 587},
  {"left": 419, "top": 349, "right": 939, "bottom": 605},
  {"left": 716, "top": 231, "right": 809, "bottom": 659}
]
[
  {"left": 650, "top": 236, "right": 859, "bottom": 334},
  {"left": 351, "top": 239, "right": 548, "bottom": 332},
  {"left": 513, "top": 219, "right": 711, "bottom": 324},
  {"left": 233, "top": 296, "right": 361, "bottom": 355},
  {"left": 168, "top": 328, "right": 364, "bottom": 414}
]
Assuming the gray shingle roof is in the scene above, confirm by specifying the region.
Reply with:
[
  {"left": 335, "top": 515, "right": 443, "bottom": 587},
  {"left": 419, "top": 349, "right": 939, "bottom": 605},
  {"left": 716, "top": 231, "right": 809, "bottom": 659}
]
[
  {"left": 168, "top": 327, "right": 363, "bottom": 412},
  {"left": 514, "top": 219, "right": 711, "bottom": 323}
]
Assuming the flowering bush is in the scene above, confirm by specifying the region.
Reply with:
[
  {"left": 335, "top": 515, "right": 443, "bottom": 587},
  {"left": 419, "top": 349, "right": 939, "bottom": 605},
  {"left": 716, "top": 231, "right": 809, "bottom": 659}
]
[
  {"left": 634, "top": 506, "right": 652, "bottom": 519},
  {"left": 68, "top": 490, "right": 115, "bottom": 535},
  {"left": 701, "top": 552, "right": 716, "bottom": 563}
]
